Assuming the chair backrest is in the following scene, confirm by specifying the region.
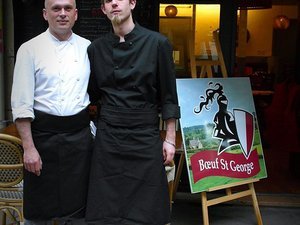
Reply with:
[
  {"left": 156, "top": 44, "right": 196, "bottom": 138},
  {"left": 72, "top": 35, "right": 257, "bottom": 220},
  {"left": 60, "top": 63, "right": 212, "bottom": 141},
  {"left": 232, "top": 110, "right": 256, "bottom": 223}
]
[{"left": 0, "top": 134, "right": 23, "bottom": 188}]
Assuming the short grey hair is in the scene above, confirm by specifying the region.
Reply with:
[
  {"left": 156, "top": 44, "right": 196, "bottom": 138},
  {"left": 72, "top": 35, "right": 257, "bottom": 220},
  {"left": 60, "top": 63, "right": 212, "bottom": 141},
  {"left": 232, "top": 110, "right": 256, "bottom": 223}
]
[{"left": 44, "top": 0, "right": 77, "bottom": 8}]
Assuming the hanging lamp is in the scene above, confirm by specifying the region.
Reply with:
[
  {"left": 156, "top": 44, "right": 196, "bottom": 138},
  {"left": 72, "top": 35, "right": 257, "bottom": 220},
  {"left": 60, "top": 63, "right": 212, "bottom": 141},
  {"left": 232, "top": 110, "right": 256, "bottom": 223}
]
[
  {"left": 165, "top": 5, "right": 178, "bottom": 17},
  {"left": 274, "top": 14, "right": 290, "bottom": 30}
]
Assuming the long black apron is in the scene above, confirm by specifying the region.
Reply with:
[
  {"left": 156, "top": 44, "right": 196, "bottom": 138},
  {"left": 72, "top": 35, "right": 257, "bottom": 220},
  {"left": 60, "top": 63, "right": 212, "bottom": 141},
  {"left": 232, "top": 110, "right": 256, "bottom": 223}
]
[
  {"left": 86, "top": 105, "right": 170, "bottom": 225},
  {"left": 24, "top": 109, "right": 93, "bottom": 220}
]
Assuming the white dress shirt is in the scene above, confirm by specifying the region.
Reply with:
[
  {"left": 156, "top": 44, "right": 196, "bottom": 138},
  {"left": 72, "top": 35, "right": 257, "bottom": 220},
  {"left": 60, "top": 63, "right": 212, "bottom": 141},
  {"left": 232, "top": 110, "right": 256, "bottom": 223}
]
[{"left": 11, "top": 29, "right": 91, "bottom": 121}]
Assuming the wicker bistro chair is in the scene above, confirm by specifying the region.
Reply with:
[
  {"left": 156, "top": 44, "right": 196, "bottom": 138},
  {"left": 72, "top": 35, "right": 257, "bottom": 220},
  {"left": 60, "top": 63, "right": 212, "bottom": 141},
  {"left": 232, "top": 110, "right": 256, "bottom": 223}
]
[{"left": 0, "top": 134, "right": 24, "bottom": 225}]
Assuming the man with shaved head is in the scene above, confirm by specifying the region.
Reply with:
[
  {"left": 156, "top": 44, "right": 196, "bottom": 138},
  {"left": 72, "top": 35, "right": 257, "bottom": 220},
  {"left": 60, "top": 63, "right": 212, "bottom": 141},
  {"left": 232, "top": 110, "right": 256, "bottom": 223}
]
[{"left": 11, "top": 0, "right": 92, "bottom": 224}]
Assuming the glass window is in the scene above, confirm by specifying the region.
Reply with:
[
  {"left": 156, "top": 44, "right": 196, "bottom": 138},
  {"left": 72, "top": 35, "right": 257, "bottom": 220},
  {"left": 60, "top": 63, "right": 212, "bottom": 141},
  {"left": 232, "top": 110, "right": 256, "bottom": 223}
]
[{"left": 159, "top": 4, "right": 221, "bottom": 78}]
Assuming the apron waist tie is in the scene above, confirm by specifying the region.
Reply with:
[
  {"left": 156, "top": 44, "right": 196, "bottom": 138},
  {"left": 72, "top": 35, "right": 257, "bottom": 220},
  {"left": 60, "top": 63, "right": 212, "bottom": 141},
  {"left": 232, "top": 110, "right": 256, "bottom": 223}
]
[
  {"left": 100, "top": 105, "right": 159, "bottom": 127},
  {"left": 32, "top": 109, "right": 90, "bottom": 133}
]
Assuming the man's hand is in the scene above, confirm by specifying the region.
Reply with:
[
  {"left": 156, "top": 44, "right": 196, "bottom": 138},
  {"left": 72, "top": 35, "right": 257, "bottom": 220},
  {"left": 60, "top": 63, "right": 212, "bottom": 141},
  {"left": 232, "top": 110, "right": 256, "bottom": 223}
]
[
  {"left": 163, "top": 118, "right": 176, "bottom": 165},
  {"left": 24, "top": 148, "right": 42, "bottom": 176},
  {"left": 15, "top": 118, "right": 42, "bottom": 176},
  {"left": 163, "top": 140, "right": 175, "bottom": 165}
]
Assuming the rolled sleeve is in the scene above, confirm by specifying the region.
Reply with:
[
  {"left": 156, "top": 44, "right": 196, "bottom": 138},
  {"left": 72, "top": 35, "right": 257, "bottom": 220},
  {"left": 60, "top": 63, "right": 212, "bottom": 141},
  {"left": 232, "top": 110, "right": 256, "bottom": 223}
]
[
  {"left": 161, "top": 104, "right": 180, "bottom": 121},
  {"left": 12, "top": 106, "right": 35, "bottom": 122}
]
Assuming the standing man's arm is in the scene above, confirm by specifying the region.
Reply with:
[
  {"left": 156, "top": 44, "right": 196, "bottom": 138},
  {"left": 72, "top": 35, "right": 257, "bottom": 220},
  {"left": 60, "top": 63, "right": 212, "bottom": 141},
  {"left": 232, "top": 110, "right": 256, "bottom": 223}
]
[
  {"left": 11, "top": 44, "right": 41, "bottom": 176},
  {"left": 158, "top": 38, "right": 181, "bottom": 165},
  {"left": 163, "top": 118, "right": 176, "bottom": 165},
  {"left": 16, "top": 118, "right": 42, "bottom": 176}
]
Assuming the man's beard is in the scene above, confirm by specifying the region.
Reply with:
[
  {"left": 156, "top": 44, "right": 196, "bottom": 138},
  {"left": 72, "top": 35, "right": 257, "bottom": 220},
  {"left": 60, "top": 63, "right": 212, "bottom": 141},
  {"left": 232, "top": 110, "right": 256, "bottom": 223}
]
[{"left": 112, "top": 15, "right": 122, "bottom": 25}]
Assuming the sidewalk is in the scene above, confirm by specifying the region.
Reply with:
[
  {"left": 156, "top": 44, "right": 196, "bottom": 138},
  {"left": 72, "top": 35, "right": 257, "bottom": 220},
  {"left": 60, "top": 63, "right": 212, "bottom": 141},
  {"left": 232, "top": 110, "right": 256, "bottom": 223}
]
[{"left": 170, "top": 192, "right": 300, "bottom": 225}]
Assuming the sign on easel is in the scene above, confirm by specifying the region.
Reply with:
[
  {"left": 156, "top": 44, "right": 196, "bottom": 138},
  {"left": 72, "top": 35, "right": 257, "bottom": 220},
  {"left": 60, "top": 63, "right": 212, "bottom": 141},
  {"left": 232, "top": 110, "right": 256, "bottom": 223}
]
[{"left": 176, "top": 77, "right": 267, "bottom": 193}]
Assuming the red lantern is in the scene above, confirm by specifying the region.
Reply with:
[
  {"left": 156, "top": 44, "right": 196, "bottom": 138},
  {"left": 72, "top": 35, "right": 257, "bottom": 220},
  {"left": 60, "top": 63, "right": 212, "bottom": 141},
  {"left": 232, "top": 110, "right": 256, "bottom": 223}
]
[
  {"left": 274, "top": 15, "right": 290, "bottom": 30},
  {"left": 165, "top": 5, "right": 178, "bottom": 17}
]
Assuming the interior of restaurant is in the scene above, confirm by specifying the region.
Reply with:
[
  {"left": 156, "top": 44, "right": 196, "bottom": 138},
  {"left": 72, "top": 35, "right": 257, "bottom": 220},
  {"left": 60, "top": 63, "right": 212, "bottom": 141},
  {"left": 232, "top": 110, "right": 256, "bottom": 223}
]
[
  {"left": 157, "top": 1, "right": 300, "bottom": 198},
  {"left": 0, "top": 0, "right": 299, "bottom": 204}
]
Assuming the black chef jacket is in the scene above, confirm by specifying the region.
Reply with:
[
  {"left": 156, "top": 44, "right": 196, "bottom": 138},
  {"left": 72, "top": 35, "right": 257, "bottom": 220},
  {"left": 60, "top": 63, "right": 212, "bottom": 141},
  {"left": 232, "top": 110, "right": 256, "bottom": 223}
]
[{"left": 88, "top": 23, "right": 180, "bottom": 119}]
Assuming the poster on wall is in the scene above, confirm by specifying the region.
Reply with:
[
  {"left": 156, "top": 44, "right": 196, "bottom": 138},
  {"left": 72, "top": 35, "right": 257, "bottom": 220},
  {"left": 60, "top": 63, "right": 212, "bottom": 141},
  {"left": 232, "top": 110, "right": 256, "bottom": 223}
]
[{"left": 176, "top": 77, "right": 267, "bottom": 193}]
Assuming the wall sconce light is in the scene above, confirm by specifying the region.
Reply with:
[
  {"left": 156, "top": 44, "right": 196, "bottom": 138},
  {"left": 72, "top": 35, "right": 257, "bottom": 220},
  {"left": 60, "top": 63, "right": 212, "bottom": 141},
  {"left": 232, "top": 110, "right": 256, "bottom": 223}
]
[
  {"left": 274, "top": 15, "right": 290, "bottom": 30},
  {"left": 165, "top": 5, "right": 178, "bottom": 17}
]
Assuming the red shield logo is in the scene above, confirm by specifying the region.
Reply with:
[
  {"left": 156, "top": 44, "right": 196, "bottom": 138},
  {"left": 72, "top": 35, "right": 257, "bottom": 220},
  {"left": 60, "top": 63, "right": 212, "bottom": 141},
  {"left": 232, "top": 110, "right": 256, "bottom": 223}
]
[{"left": 233, "top": 109, "right": 254, "bottom": 159}]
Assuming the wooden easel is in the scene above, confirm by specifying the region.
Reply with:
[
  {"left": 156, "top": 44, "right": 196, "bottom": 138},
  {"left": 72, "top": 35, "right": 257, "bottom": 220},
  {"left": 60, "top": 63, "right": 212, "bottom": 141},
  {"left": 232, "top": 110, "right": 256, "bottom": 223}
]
[
  {"left": 172, "top": 148, "right": 185, "bottom": 200},
  {"left": 201, "top": 178, "right": 263, "bottom": 225},
  {"left": 189, "top": 30, "right": 228, "bottom": 78}
]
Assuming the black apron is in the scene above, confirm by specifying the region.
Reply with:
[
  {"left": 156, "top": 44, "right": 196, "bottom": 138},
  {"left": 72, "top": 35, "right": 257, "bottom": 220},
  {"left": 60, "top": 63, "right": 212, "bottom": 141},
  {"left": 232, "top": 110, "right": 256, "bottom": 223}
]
[
  {"left": 24, "top": 109, "right": 93, "bottom": 220},
  {"left": 86, "top": 105, "right": 170, "bottom": 225}
]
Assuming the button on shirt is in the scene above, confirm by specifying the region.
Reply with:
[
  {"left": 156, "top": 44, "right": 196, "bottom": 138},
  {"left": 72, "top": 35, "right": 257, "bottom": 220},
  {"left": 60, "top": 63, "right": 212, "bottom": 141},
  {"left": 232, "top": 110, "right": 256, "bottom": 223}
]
[{"left": 11, "top": 29, "right": 91, "bottom": 121}]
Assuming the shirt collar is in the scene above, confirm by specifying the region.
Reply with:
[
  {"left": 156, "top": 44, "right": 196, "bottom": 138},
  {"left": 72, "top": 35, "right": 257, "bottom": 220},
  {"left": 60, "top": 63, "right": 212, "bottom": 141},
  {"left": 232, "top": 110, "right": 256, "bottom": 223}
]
[
  {"left": 124, "top": 23, "right": 140, "bottom": 40},
  {"left": 109, "top": 22, "right": 141, "bottom": 44},
  {"left": 46, "top": 28, "right": 76, "bottom": 46}
]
